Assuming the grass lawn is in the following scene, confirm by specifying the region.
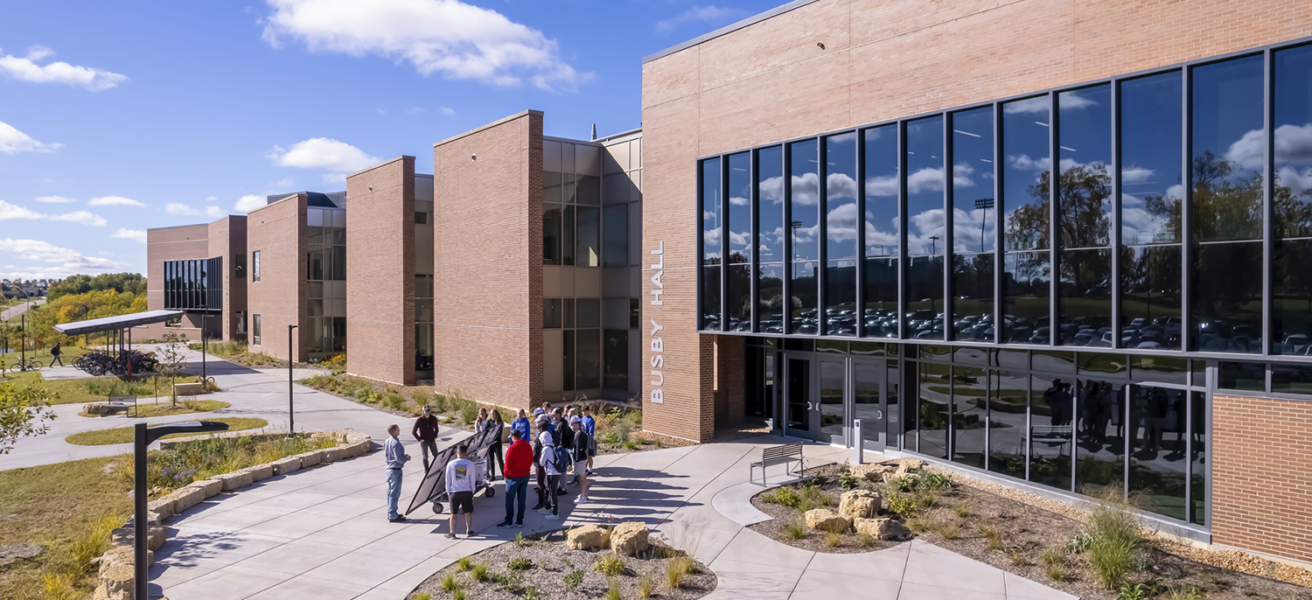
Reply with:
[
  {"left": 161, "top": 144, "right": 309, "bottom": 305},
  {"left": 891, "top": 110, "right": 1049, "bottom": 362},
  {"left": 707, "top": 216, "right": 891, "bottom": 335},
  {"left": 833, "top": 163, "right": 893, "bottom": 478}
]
[
  {"left": 65, "top": 417, "right": 269, "bottom": 446},
  {"left": 78, "top": 399, "right": 231, "bottom": 419},
  {"left": 0, "top": 371, "right": 200, "bottom": 405},
  {"left": 0, "top": 455, "right": 131, "bottom": 600}
]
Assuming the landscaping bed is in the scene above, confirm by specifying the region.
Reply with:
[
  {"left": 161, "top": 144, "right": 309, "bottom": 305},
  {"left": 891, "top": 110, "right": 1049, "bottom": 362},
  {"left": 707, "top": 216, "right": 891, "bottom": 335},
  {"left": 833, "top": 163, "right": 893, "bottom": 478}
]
[
  {"left": 78, "top": 399, "right": 230, "bottom": 418},
  {"left": 749, "top": 461, "right": 1312, "bottom": 600},
  {"left": 0, "top": 372, "right": 200, "bottom": 405},
  {"left": 65, "top": 417, "right": 270, "bottom": 446},
  {"left": 409, "top": 525, "right": 715, "bottom": 600}
]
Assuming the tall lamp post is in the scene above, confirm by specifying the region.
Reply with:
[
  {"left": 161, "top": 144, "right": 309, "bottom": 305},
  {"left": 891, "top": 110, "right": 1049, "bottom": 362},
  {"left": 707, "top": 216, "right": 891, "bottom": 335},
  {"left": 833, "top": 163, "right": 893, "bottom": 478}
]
[
  {"left": 133, "top": 421, "right": 228, "bottom": 600},
  {"left": 287, "top": 324, "right": 297, "bottom": 436}
]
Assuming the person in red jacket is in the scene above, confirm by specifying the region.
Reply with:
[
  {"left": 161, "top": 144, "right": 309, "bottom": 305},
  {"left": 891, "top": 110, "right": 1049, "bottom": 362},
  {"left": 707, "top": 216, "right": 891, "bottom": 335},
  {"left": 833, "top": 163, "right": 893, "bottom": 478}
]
[{"left": 497, "top": 428, "right": 534, "bottom": 528}]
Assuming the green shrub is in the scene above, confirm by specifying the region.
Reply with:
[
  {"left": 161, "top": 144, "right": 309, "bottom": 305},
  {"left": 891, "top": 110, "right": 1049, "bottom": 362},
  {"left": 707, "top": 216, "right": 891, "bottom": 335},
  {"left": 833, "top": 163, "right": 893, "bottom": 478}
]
[
  {"left": 457, "top": 556, "right": 472, "bottom": 571},
  {"left": 1117, "top": 583, "right": 1148, "bottom": 600},
  {"left": 431, "top": 393, "right": 448, "bottom": 413},
  {"left": 824, "top": 531, "right": 841, "bottom": 547},
  {"left": 453, "top": 590, "right": 466, "bottom": 600},
  {"left": 980, "top": 526, "right": 1003, "bottom": 550},
  {"left": 665, "top": 555, "right": 693, "bottom": 589},
  {"left": 953, "top": 501, "right": 971, "bottom": 518},
  {"left": 856, "top": 532, "right": 877, "bottom": 548},
  {"left": 1047, "top": 564, "right": 1066, "bottom": 581},
  {"left": 784, "top": 520, "right": 807, "bottom": 540},
  {"left": 1008, "top": 550, "right": 1029, "bottom": 566},
  {"left": 459, "top": 400, "right": 478, "bottom": 425},
  {"left": 763, "top": 486, "right": 801, "bottom": 508},
  {"left": 507, "top": 557, "right": 532, "bottom": 571},
  {"left": 1162, "top": 586, "right": 1205, "bottom": 600},
  {"left": 1065, "top": 531, "right": 1094, "bottom": 554},
  {"left": 514, "top": 532, "right": 528, "bottom": 548},
  {"left": 471, "top": 563, "right": 489, "bottom": 582},
  {"left": 934, "top": 520, "right": 960, "bottom": 539},
  {"left": 1090, "top": 535, "right": 1137, "bottom": 589},
  {"left": 637, "top": 573, "right": 656, "bottom": 598},
  {"left": 594, "top": 555, "right": 626, "bottom": 576},
  {"left": 441, "top": 572, "right": 459, "bottom": 592},
  {"left": 838, "top": 473, "right": 860, "bottom": 490},
  {"left": 563, "top": 567, "right": 585, "bottom": 591},
  {"left": 886, "top": 493, "right": 917, "bottom": 517},
  {"left": 799, "top": 484, "right": 832, "bottom": 507},
  {"left": 604, "top": 578, "right": 622, "bottom": 600},
  {"left": 523, "top": 587, "right": 539, "bottom": 600},
  {"left": 414, "top": 593, "right": 431, "bottom": 600}
]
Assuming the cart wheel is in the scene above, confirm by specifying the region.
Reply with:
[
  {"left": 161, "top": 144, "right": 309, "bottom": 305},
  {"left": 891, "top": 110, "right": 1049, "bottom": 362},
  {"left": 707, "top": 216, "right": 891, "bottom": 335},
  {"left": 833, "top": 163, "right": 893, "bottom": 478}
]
[
  {"left": 485, "top": 487, "right": 495, "bottom": 498},
  {"left": 432, "top": 502, "right": 445, "bottom": 514}
]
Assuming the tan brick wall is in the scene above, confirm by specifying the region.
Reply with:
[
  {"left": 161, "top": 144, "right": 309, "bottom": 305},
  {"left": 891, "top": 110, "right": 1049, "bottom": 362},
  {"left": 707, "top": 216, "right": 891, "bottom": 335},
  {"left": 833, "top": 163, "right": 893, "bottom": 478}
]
[
  {"left": 142, "top": 224, "right": 209, "bottom": 342},
  {"left": 209, "top": 216, "right": 246, "bottom": 343},
  {"left": 246, "top": 194, "right": 308, "bottom": 361},
  {"left": 1212, "top": 394, "right": 1312, "bottom": 563},
  {"left": 346, "top": 156, "right": 416, "bottom": 384},
  {"left": 714, "top": 335, "right": 745, "bottom": 430},
  {"left": 432, "top": 111, "right": 543, "bottom": 410},
  {"left": 642, "top": 0, "right": 1312, "bottom": 453}
]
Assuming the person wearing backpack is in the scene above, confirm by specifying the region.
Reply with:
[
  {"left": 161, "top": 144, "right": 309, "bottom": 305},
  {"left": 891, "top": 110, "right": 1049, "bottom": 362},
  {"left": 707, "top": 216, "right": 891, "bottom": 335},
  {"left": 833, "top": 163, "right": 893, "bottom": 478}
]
[
  {"left": 530, "top": 414, "right": 551, "bottom": 511},
  {"left": 49, "top": 342, "right": 63, "bottom": 367},
  {"left": 536, "top": 420, "right": 562, "bottom": 520},
  {"left": 569, "top": 416, "right": 590, "bottom": 503}
]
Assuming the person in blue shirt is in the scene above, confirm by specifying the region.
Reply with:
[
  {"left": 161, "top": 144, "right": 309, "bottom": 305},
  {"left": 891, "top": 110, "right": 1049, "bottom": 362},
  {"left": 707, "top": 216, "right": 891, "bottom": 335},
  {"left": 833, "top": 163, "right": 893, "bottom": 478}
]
[
  {"left": 582, "top": 408, "right": 597, "bottom": 476},
  {"left": 511, "top": 409, "right": 531, "bottom": 447},
  {"left": 384, "top": 424, "right": 411, "bottom": 523}
]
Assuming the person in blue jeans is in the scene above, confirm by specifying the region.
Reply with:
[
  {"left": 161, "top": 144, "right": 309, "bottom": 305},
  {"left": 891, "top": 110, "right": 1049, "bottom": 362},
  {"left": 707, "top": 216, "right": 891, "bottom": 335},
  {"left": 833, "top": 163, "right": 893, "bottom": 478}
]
[
  {"left": 384, "top": 424, "right": 411, "bottom": 522},
  {"left": 497, "top": 428, "right": 534, "bottom": 528},
  {"left": 49, "top": 343, "right": 63, "bottom": 367}
]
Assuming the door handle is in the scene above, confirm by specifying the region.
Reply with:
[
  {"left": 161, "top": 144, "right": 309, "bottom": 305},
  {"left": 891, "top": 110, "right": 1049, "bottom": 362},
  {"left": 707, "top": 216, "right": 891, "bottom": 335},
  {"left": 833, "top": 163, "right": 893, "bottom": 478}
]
[{"left": 876, "top": 410, "right": 883, "bottom": 419}]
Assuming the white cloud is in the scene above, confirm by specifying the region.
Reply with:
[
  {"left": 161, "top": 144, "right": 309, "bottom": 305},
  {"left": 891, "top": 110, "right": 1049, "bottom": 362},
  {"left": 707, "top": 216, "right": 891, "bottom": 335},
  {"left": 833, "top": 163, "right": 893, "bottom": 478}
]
[
  {"left": 205, "top": 195, "right": 219, "bottom": 203},
  {"left": 0, "top": 200, "right": 106, "bottom": 226},
  {"left": 235, "top": 195, "right": 266, "bottom": 213},
  {"left": 1003, "top": 97, "right": 1049, "bottom": 115},
  {"left": 0, "top": 238, "right": 125, "bottom": 271},
  {"left": 262, "top": 0, "right": 590, "bottom": 92},
  {"left": 1277, "top": 165, "right": 1312, "bottom": 197},
  {"left": 438, "top": 106, "right": 456, "bottom": 117},
  {"left": 655, "top": 5, "right": 747, "bottom": 33},
  {"left": 269, "top": 137, "right": 378, "bottom": 173},
  {"left": 1058, "top": 90, "right": 1100, "bottom": 110},
  {"left": 112, "top": 228, "right": 147, "bottom": 243},
  {"left": 406, "top": 106, "right": 425, "bottom": 115},
  {"left": 1007, "top": 154, "right": 1051, "bottom": 172},
  {"left": 0, "top": 119, "right": 61, "bottom": 154},
  {"left": 269, "top": 177, "right": 296, "bottom": 190},
  {"left": 165, "top": 202, "right": 225, "bottom": 218},
  {"left": 1121, "top": 166, "right": 1155, "bottom": 184},
  {"left": 0, "top": 46, "right": 128, "bottom": 91},
  {"left": 1228, "top": 123, "right": 1312, "bottom": 172},
  {"left": 88, "top": 195, "right": 146, "bottom": 207},
  {"left": 34, "top": 195, "right": 76, "bottom": 204}
]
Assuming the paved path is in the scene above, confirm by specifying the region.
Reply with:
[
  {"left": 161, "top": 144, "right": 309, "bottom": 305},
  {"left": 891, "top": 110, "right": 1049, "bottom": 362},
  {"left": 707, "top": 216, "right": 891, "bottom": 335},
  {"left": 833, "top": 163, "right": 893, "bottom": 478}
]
[
  {"left": 1, "top": 298, "right": 43, "bottom": 322},
  {"left": 152, "top": 435, "right": 1075, "bottom": 600},
  {"left": 0, "top": 348, "right": 405, "bottom": 471}
]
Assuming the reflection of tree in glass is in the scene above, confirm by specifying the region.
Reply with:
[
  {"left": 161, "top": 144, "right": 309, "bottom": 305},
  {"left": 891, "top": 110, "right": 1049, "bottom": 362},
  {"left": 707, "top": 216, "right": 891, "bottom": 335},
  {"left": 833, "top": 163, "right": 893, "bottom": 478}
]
[
  {"left": 1005, "top": 164, "right": 1113, "bottom": 251},
  {"left": 1186, "top": 151, "right": 1263, "bottom": 241}
]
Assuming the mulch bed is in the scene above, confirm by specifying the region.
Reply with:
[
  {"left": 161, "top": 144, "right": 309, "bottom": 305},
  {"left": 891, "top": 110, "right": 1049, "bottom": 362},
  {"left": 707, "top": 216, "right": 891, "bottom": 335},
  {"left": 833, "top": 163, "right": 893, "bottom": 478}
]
[
  {"left": 408, "top": 529, "right": 716, "bottom": 600},
  {"left": 749, "top": 463, "right": 1312, "bottom": 600}
]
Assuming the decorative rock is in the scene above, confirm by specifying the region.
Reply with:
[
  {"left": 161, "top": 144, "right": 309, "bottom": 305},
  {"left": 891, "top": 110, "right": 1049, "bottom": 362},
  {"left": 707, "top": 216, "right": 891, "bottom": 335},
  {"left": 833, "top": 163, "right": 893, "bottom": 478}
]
[
  {"left": 345, "top": 440, "right": 371, "bottom": 457},
  {"left": 101, "top": 564, "right": 134, "bottom": 600},
  {"left": 0, "top": 543, "right": 43, "bottom": 568},
  {"left": 271, "top": 456, "right": 301, "bottom": 476},
  {"left": 170, "top": 486, "right": 206, "bottom": 513},
  {"left": 839, "top": 489, "right": 882, "bottom": 519},
  {"left": 296, "top": 450, "right": 322, "bottom": 468},
  {"left": 566, "top": 524, "right": 610, "bottom": 550},
  {"left": 609, "top": 522, "right": 650, "bottom": 556},
  {"left": 893, "top": 459, "right": 923, "bottom": 475},
  {"left": 804, "top": 509, "right": 852, "bottom": 533},
  {"left": 187, "top": 479, "right": 223, "bottom": 498},
  {"left": 243, "top": 463, "right": 274, "bottom": 482},
  {"left": 850, "top": 463, "right": 896, "bottom": 481},
  {"left": 215, "top": 470, "right": 253, "bottom": 491},
  {"left": 146, "top": 497, "right": 175, "bottom": 520},
  {"left": 854, "top": 517, "right": 913, "bottom": 541},
  {"left": 111, "top": 524, "right": 167, "bottom": 553}
]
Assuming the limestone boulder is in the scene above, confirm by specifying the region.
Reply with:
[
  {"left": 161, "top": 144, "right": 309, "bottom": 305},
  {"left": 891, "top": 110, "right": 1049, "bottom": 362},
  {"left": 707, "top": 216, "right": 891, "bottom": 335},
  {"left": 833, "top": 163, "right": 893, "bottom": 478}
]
[
  {"left": 187, "top": 479, "right": 223, "bottom": 498},
  {"left": 146, "top": 497, "right": 175, "bottom": 521},
  {"left": 242, "top": 463, "right": 274, "bottom": 482},
  {"left": 838, "top": 489, "right": 882, "bottom": 519},
  {"left": 169, "top": 486, "right": 206, "bottom": 513},
  {"left": 804, "top": 509, "right": 852, "bottom": 533},
  {"left": 850, "top": 463, "right": 896, "bottom": 482},
  {"left": 215, "top": 470, "right": 252, "bottom": 492},
  {"left": 854, "top": 517, "right": 912, "bottom": 541},
  {"left": 610, "top": 522, "right": 650, "bottom": 556},
  {"left": 271, "top": 456, "right": 301, "bottom": 476},
  {"left": 100, "top": 564, "right": 134, "bottom": 600},
  {"left": 111, "top": 524, "right": 166, "bottom": 553},
  {"left": 892, "top": 459, "right": 923, "bottom": 476},
  {"left": 296, "top": 450, "right": 322, "bottom": 468},
  {"left": 566, "top": 524, "right": 610, "bottom": 550}
]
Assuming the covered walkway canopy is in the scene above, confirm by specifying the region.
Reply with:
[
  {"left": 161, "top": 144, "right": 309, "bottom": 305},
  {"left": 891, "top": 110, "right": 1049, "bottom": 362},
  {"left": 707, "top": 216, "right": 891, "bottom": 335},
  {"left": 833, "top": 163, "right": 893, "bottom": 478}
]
[{"left": 53, "top": 310, "right": 183, "bottom": 336}]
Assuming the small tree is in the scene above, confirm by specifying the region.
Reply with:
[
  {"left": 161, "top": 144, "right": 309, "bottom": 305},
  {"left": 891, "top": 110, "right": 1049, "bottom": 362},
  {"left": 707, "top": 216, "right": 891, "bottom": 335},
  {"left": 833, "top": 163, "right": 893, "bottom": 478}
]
[
  {"left": 156, "top": 332, "right": 190, "bottom": 407},
  {"left": 0, "top": 381, "right": 56, "bottom": 454}
]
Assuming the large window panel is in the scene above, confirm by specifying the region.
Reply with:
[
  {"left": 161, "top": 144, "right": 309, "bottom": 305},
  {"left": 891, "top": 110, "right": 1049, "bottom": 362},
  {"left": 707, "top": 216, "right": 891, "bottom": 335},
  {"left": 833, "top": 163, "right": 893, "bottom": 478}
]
[
  {"left": 1057, "top": 85, "right": 1113, "bottom": 249},
  {"left": 1029, "top": 373, "right": 1072, "bottom": 491},
  {"left": 701, "top": 157, "right": 722, "bottom": 330},
  {"left": 989, "top": 370, "right": 1028, "bottom": 478},
  {"left": 603, "top": 329, "right": 628, "bottom": 390},
  {"left": 917, "top": 362, "right": 950, "bottom": 459},
  {"left": 952, "top": 107, "right": 996, "bottom": 342},
  {"left": 1189, "top": 390, "right": 1207, "bottom": 526},
  {"left": 1273, "top": 44, "right": 1312, "bottom": 355},
  {"left": 543, "top": 205, "right": 562, "bottom": 265},
  {"left": 864, "top": 125, "right": 900, "bottom": 338},
  {"left": 602, "top": 204, "right": 628, "bottom": 267},
  {"left": 789, "top": 139, "right": 820, "bottom": 334},
  {"left": 1003, "top": 251, "right": 1051, "bottom": 343},
  {"left": 952, "top": 253, "right": 994, "bottom": 342},
  {"left": 758, "top": 146, "right": 785, "bottom": 333},
  {"left": 563, "top": 205, "right": 576, "bottom": 266},
  {"left": 906, "top": 117, "right": 946, "bottom": 340},
  {"left": 826, "top": 133, "right": 858, "bottom": 336},
  {"left": 1074, "top": 380, "right": 1125, "bottom": 497},
  {"left": 1191, "top": 240, "right": 1262, "bottom": 353},
  {"left": 576, "top": 206, "right": 599, "bottom": 267},
  {"left": 1121, "top": 245, "right": 1183, "bottom": 349},
  {"left": 1128, "top": 385, "right": 1189, "bottom": 521},
  {"left": 1058, "top": 248, "right": 1113, "bottom": 344},
  {"left": 727, "top": 264, "right": 752, "bottom": 332},
  {"left": 1121, "top": 72, "right": 1183, "bottom": 246},
  {"left": 952, "top": 366, "right": 988, "bottom": 469},
  {"left": 1003, "top": 97, "right": 1052, "bottom": 252},
  {"left": 728, "top": 152, "right": 752, "bottom": 261},
  {"left": 759, "top": 263, "right": 784, "bottom": 333}
]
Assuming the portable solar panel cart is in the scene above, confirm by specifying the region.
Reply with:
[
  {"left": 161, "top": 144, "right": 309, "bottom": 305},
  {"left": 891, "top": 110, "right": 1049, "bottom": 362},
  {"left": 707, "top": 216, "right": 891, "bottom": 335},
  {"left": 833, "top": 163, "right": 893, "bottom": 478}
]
[{"left": 404, "top": 426, "right": 500, "bottom": 516}]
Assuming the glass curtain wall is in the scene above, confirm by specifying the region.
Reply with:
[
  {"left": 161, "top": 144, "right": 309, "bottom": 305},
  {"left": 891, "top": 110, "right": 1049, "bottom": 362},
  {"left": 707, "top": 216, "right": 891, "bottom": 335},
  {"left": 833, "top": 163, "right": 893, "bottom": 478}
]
[
  {"left": 701, "top": 158, "right": 722, "bottom": 330},
  {"left": 789, "top": 140, "right": 820, "bottom": 334},
  {"left": 727, "top": 152, "right": 752, "bottom": 331},
  {"left": 906, "top": 118, "right": 946, "bottom": 341},
  {"left": 1002, "top": 96, "right": 1052, "bottom": 344},
  {"left": 307, "top": 208, "right": 346, "bottom": 355},
  {"left": 415, "top": 274, "right": 433, "bottom": 371},
  {"left": 825, "top": 133, "right": 858, "bottom": 336},
  {"left": 951, "top": 107, "right": 996, "bottom": 342},
  {"left": 864, "top": 126, "right": 900, "bottom": 338},
  {"left": 1057, "top": 85, "right": 1114, "bottom": 345},
  {"left": 758, "top": 147, "right": 785, "bottom": 333},
  {"left": 1273, "top": 45, "right": 1312, "bottom": 355}
]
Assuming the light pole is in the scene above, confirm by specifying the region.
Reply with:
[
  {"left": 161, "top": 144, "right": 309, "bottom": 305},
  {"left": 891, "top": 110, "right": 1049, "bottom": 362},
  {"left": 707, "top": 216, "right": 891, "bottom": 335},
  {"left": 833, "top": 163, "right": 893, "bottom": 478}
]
[
  {"left": 134, "top": 421, "right": 228, "bottom": 600},
  {"left": 975, "top": 198, "right": 994, "bottom": 253},
  {"left": 287, "top": 324, "right": 297, "bottom": 436},
  {"left": 19, "top": 313, "right": 26, "bottom": 371}
]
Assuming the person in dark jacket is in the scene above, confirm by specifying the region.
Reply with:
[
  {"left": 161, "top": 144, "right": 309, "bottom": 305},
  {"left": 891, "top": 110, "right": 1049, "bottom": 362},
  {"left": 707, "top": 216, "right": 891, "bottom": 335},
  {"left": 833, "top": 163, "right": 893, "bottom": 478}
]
[
  {"left": 569, "top": 416, "right": 590, "bottom": 503},
  {"left": 412, "top": 406, "right": 440, "bottom": 472},
  {"left": 497, "top": 429, "right": 534, "bottom": 528},
  {"left": 486, "top": 409, "right": 506, "bottom": 481},
  {"left": 530, "top": 414, "right": 551, "bottom": 510},
  {"left": 550, "top": 408, "right": 571, "bottom": 495}
]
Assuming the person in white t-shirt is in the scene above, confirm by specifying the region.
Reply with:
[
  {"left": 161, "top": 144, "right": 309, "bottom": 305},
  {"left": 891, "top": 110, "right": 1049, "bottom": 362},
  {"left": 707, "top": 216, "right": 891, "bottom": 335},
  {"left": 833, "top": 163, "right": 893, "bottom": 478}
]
[
  {"left": 536, "top": 420, "right": 562, "bottom": 521},
  {"left": 443, "top": 444, "right": 477, "bottom": 539}
]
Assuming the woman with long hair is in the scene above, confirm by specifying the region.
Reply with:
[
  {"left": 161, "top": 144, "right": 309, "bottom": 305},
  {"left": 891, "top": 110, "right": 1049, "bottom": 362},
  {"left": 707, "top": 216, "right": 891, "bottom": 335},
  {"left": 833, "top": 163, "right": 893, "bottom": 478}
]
[{"left": 487, "top": 409, "right": 506, "bottom": 481}]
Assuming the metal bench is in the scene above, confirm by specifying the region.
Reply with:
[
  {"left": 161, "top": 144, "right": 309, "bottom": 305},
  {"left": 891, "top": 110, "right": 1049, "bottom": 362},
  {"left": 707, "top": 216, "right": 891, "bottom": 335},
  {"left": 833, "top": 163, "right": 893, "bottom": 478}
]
[
  {"left": 106, "top": 395, "right": 138, "bottom": 417},
  {"left": 750, "top": 442, "right": 804, "bottom": 487},
  {"left": 1027, "top": 425, "right": 1073, "bottom": 456}
]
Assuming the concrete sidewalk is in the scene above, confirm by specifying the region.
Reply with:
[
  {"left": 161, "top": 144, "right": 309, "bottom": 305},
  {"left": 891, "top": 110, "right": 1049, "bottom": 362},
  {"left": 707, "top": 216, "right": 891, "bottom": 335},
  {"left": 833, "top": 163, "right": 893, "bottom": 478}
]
[
  {"left": 151, "top": 435, "right": 1075, "bottom": 600},
  {"left": 0, "top": 348, "right": 407, "bottom": 471}
]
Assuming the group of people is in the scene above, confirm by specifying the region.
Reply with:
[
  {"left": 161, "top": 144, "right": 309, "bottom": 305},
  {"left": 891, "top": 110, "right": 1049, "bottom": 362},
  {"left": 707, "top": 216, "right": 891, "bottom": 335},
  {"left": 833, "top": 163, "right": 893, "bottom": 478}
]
[{"left": 381, "top": 402, "right": 599, "bottom": 538}]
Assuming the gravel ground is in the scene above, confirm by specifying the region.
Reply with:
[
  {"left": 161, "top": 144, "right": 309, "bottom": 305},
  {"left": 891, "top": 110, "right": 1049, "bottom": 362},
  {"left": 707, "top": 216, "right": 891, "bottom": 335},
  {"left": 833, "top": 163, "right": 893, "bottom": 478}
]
[
  {"left": 409, "top": 528, "right": 716, "bottom": 600},
  {"left": 749, "top": 463, "right": 1312, "bottom": 599}
]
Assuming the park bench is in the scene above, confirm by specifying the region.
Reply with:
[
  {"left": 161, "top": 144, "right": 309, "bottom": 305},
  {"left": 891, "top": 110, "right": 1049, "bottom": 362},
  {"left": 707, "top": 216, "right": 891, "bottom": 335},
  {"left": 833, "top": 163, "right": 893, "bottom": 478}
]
[
  {"left": 105, "top": 395, "right": 137, "bottom": 417},
  {"left": 750, "top": 441, "right": 804, "bottom": 487},
  {"left": 1026, "top": 425, "right": 1073, "bottom": 456}
]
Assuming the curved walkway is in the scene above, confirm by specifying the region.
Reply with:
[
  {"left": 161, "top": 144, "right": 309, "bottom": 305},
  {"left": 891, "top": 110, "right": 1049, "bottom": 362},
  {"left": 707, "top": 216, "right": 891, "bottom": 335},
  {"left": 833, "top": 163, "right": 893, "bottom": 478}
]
[{"left": 147, "top": 430, "right": 1075, "bottom": 600}]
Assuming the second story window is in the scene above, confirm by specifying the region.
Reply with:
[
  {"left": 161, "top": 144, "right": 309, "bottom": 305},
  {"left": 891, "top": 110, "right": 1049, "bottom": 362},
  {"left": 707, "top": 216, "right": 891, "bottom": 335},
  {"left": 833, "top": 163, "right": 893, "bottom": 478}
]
[{"left": 252, "top": 251, "right": 261, "bottom": 282}]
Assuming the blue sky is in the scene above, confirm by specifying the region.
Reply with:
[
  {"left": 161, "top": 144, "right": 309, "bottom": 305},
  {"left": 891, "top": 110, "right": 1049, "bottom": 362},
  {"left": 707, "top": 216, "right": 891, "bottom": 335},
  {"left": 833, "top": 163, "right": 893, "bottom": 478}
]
[{"left": 0, "top": 0, "right": 780, "bottom": 281}]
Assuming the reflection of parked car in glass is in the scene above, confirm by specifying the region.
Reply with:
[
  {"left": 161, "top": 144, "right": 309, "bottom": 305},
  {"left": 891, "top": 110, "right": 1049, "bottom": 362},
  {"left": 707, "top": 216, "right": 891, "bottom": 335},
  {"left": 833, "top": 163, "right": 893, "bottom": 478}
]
[{"left": 1029, "top": 327, "right": 1050, "bottom": 345}]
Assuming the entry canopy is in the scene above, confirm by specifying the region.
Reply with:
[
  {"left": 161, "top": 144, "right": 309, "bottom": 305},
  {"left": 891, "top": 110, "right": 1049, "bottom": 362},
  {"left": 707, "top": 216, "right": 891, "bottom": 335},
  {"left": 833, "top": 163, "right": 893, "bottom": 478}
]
[{"left": 53, "top": 310, "right": 183, "bottom": 336}]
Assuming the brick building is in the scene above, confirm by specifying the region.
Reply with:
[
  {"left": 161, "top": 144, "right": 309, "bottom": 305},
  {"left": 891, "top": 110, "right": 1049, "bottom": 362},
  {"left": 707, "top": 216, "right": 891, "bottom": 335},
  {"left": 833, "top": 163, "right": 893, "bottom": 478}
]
[{"left": 143, "top": 0, "right": 1312, "bottom": 563}]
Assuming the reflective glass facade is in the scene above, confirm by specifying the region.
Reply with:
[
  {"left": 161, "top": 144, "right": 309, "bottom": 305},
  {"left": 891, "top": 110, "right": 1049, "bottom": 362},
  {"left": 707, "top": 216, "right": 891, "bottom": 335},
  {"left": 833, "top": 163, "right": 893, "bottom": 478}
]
[{"left": 163, "top": 257, "right": 222, "bottom": 312}]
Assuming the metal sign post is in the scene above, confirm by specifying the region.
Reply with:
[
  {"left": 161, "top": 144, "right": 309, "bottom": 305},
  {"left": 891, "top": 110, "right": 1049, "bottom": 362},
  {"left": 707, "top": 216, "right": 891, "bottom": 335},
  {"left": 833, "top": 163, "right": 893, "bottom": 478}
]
[{"left": 852, "top": 419, "right": 864, "bottom": 465}]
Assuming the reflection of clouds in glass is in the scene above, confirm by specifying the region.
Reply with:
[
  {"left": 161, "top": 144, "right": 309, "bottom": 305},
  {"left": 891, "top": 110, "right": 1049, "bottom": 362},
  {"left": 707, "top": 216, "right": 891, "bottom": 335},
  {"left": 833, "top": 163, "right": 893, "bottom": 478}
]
[
  {"left": 1225, "top": 127, "right": 1266, "bottom": 170},
  {"left": 1057, "top": 90, "right": 1099, "bottom": 110},
  {"left": 728, "top": 229, "right": 750, "bottom": 250},
  {"left": 760, "top": 175, "right": 784, "bottom": 204},
  {"left": 1275, "top": 123, "right": 1312, "bottom": 166},
  {"left": 1008, "top": 154, "right": 1050, "bottom": 171},
  {"left": 1122, "top": 166, "right": 1155, "bottom": 183},
  {"left": 791, "top": 172, "right": 820, "bottom": 205},
  {"left": 1277, "top": 165, "right": 1312, "bottom": 196},
  {"left": 906, "top": 166, "right": 947, "bottom": 193},
  {"left": 826, "top": 202, "right": 858, "bottom": 243},
  {"left": 760, "top": 226, "right": 784, "bottom": 259},
  {"left": 866, "top": 174, "right": 898, "bottom": 196},
  {"left": 864, "top": 210, "right": 899, "bottom": 255},
  {"left": 1003, "top": 97, "right": 1049, "bottom": 115},
  {"left": 907, "top": 208, "right": 946, "bottom": 254},
  {"left": 827, "top": 172, "right": 857, "bottom": 200},
  {"left": 951, "top": 207, "right": 997, "bottom": 252},
  {"left": 703, "top": 228, "right": 720, "bottom": 250},
  {"left": 729, "top": 195, "right": 749, "bottom": 206}
]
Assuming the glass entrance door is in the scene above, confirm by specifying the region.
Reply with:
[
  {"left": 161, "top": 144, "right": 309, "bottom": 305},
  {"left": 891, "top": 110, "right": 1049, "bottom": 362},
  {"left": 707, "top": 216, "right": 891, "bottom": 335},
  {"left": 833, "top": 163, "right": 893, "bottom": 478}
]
[
  {"left": 852, "top": 359, "right": 886, "bottom": 452},
  {"left": 783, "top": 352, "right": 888, "bottom": 448},
  {"left": 784, "top": 355, "right": 814, "bottom": 438},
  {"left": 818, "top": 359, "right": 846, "bottom": 445}
]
